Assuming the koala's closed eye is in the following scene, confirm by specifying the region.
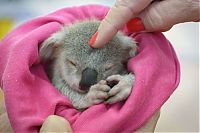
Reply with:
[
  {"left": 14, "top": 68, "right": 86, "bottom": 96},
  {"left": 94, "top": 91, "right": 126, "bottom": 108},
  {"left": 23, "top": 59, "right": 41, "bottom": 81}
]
[
  {"left": 105, "top": 64, "right": 116, "bottom": 71},
  {"left": 66, "top": 59, "right": 78, "bottom": 67}
]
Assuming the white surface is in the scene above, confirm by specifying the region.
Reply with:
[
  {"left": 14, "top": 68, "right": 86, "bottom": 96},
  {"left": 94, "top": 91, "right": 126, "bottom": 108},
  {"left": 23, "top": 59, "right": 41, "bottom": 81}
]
[
  {"left": 158, "top": 23, "right": 199, "bottom": 132},
  {"left": 0, "top": 0, "right": 199, "bottom": 132}
]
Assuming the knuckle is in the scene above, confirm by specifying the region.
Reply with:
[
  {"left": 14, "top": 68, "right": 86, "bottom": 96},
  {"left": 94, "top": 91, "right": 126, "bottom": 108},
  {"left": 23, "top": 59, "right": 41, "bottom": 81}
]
[
  {"left": 115, "top": 0, "right": 136, "bottom": 14},
  {"left": 142, "top": 6, "right": 168, "bottom": 31}
]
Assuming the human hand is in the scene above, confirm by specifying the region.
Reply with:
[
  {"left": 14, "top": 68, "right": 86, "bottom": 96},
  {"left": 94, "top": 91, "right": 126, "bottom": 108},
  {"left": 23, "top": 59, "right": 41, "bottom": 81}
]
[{"left": 89, "top": 0, "right": 200, "bottom": 48}]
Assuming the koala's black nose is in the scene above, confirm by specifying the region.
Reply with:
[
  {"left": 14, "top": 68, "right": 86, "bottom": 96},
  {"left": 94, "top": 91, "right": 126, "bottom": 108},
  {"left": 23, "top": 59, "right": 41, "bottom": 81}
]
[{"left": 79, "top": 68, "right": 98, "bottom": 91}]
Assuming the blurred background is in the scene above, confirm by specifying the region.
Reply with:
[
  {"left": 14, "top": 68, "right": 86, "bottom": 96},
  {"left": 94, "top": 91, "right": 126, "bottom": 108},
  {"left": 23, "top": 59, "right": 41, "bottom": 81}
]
[{"left": 0, "top": 0, "right": 199, "bottom": 132}]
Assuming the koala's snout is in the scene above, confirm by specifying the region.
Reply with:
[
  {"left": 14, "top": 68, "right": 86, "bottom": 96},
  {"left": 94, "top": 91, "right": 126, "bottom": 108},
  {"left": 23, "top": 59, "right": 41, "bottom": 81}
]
[{"left": 79, "top": 68, "right": 98, "bottom": 92}]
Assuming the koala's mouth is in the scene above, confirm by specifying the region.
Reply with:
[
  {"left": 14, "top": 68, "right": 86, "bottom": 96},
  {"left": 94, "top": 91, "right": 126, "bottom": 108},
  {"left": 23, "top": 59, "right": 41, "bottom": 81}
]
[{"left": 79, "top": 86, "right": 90, "bottom": 93}]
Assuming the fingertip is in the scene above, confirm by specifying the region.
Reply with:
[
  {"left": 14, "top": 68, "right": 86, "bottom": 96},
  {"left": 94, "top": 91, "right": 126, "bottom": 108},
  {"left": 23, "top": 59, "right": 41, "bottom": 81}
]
[
  {"left": 88, "top": 32, "right": 106, "bottom": 48},
  {"left": 89, "top": 31, "right": 98, "bottom": 47},
  {"left": 40, "top": 115, "right": 72, "bottom": 132},
  {"left": 89, "top": 19, "right": 118, "bottom": 48}
]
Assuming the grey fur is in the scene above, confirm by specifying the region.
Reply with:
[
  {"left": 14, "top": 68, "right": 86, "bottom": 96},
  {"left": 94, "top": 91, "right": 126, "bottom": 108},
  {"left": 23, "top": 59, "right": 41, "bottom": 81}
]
[{"left": 39, "top": 20, "right": 137, "bottom": 110}]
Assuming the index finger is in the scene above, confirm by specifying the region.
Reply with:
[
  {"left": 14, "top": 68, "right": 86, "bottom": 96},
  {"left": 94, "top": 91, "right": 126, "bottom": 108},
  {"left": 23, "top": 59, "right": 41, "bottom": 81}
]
[{"left": 90, "top": 0, "right": 153, "bottom": 48}]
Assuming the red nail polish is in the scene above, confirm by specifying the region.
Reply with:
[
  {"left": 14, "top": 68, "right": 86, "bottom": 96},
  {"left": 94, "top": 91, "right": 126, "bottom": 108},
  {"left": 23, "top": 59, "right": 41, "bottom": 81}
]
[
  {"left": 89, "top": 31, "right": 98, "bottom": 46},
  {"left": 127, "top": 18, "right": 145, "bottom": 32}
]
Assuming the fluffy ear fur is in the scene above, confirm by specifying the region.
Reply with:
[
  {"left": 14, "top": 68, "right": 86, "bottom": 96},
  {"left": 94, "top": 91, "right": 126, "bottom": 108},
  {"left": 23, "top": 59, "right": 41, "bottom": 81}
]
[
  {"left": 117, "top": 32, "right": 137, "bottom": 57},
  {"left": 39, "top": 30, "right": 65, "bottom": 62}
]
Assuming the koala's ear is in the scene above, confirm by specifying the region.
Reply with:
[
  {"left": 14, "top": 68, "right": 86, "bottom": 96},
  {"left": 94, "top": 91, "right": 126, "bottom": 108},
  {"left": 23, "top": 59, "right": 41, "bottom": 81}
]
[
  {"left": 39, "top": 30, "right": 65, "bottom": 62},
  {"left": 117, "top": 32, "right": 137, "bottom": 57}
]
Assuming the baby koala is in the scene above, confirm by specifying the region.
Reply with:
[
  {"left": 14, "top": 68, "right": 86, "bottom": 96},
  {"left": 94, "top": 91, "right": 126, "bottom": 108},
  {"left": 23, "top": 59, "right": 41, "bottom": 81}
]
[{"left": 39, "top": 20, "right": 137, "bottom": 110}]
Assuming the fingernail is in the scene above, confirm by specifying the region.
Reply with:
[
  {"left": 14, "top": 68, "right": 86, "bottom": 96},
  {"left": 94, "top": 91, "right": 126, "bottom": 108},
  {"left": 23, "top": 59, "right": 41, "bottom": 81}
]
[
  {"left": 127, "top": 17, "right": 145, "bottom": 32},
  {"left": 89, "top": 31, "right": 98, "bottom": 46}
]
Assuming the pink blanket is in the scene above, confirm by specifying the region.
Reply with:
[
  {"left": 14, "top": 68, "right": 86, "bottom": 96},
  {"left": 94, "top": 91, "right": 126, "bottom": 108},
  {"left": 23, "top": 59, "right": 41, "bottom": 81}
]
[{"left": 0, "top": 5, "right": 180, "bottom": 132}]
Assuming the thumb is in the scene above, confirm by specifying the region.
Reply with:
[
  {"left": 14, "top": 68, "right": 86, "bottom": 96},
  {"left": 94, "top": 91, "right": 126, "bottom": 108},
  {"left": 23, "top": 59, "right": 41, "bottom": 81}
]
[{"left": 138, "top": 0, "right": 200, "bottom": 32}]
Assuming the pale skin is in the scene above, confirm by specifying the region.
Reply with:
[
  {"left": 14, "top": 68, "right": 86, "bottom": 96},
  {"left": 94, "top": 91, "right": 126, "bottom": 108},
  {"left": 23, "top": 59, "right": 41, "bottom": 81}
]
[{"left": 92, "top": 0, "right": 200, "bottom": 48}]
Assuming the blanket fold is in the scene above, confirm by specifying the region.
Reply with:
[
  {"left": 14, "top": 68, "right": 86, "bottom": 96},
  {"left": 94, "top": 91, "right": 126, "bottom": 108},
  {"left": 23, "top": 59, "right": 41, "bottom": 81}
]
[{"left": 0, "top": 5, "right": 180, "bottom": 132}]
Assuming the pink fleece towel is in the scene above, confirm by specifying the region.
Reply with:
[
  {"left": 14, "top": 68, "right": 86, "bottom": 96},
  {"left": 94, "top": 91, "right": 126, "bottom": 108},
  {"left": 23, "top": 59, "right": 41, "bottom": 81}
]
[{"left": 0, "top": 5, "right": 180, "bottom": 132}]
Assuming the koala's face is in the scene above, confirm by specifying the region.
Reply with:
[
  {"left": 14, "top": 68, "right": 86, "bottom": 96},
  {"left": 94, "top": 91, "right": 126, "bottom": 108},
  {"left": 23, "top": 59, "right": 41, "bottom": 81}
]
[{"left": 40, "top": 20, "right": 137, "bottom": 93}]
